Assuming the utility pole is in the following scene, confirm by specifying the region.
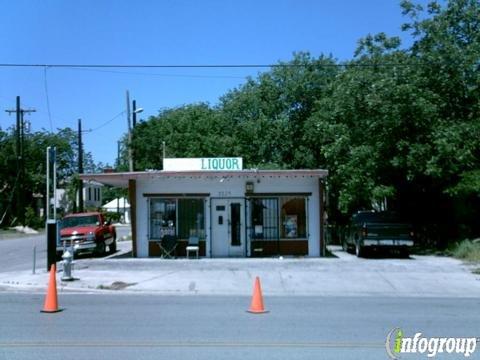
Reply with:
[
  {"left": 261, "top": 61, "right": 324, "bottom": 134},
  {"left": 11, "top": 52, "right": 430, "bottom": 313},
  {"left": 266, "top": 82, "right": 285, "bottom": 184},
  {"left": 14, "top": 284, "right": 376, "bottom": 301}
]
[
  {"left": 162, "top": 141, "right": 166, "bottom": 169},
  {"left": 132, "top": 100, "right": 137, "bottom": 128},
  {"left": 132, "top": 99, "right": 137, "bottom": 171},
  {"left": 126, "top": 91, "right": 133, "bottom": 172},
  {"left": 116, "top": 140, "right": 121, "bottom": 170},
  {"left": 131, "top": 99, "right": 143, "bottom": 172},
  {"left": 5, "top": 96, "right": 35, "bottom": 225},
  {"left": 78, "top": 119, "right": 84, "bottom": 212},
  {"left": 15, "top": 97, "right": 21, "bottom": 224}
]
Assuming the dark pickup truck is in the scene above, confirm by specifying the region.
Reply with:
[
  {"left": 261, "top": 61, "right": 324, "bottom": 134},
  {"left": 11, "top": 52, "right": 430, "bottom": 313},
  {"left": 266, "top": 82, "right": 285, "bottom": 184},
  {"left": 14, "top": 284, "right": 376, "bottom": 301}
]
[{"left": 343, "top": 211, "right": 414, "bottom": 257}]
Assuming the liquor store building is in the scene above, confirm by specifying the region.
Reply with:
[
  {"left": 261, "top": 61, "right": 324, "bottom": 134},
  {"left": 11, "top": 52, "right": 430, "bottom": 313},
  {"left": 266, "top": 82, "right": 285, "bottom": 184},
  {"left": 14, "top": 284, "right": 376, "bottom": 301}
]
[{"left": 81, "top": 162, "right": 328, "bottom": 258}]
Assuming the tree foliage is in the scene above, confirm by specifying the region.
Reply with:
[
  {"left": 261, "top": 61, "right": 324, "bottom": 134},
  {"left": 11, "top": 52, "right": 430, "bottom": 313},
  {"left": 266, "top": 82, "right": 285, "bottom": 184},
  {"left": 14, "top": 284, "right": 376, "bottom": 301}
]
[
  {"left": 0, "top": 0, "right": 470, "bottom": 242},
  {"left": 126, "top": 1, "right": 480, "bottom": 244},
  {"left": 0, "top": 125, "right": 98, "bottom": 227}
]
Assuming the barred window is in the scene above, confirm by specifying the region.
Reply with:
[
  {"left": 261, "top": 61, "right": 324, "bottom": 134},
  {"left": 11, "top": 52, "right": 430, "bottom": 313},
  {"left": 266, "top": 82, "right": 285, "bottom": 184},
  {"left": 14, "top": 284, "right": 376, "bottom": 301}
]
[
  {"left": 250, "top": 198, "right": 279, "bottom": 240},
  {"left": 149, "top": 198, "right": 205, "bottom": 240}
]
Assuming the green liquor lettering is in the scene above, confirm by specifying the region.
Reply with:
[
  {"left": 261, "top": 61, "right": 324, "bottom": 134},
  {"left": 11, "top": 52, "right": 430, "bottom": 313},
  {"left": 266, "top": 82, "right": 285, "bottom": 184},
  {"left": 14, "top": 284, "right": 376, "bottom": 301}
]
[{"left": 394, "top": 329, "right": 403, "bottom": 353}]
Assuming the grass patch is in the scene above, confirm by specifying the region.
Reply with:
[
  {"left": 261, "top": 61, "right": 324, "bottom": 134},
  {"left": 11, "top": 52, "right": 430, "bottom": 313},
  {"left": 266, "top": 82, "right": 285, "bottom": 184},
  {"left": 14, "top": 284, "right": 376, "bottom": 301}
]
[
  {"left": 411, "top": 246, "right": 448, "bottom": 256},
  {"left": 451, "top": 239, "right": 480, "bottom": 262}
]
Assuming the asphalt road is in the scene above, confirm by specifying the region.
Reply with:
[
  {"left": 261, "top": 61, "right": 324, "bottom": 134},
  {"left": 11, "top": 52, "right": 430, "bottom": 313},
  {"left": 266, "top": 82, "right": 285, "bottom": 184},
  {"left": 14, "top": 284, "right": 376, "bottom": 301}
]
[
  {"left": 0, "top": 293, "right": 478, "bottom": 360},
  {"left": 0, "top": 226, "right": 131, "bottom": 273},
  {"left": 0, "top": 233, "right": 46, "bottom": 273}
]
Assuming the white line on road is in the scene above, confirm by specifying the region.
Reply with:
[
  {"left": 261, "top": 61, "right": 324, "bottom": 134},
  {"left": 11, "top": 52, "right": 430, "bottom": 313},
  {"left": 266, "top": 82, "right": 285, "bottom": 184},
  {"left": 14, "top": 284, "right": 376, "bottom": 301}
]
[{"left": 0, "top": 341, "right": 385, "bottom": 349}]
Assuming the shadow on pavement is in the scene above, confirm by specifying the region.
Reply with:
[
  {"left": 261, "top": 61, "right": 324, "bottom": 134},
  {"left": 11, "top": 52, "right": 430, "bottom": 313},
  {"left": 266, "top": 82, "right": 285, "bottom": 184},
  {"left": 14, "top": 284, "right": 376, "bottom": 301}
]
[{"left": 107, "top": 250, "right": 133, "bottom": 259}]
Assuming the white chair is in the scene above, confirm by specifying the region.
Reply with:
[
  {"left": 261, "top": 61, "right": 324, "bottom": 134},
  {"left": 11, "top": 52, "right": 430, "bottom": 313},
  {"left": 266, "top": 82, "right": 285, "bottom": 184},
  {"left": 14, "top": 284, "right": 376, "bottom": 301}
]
[{"left": 186, "top": 236, "right": 200, "bottom": 259}]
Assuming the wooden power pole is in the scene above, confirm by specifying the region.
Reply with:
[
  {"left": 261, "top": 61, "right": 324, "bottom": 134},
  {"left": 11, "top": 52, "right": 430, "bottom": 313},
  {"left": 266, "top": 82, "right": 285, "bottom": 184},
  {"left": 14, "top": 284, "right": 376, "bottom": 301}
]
[
  {"left": 5, "top": 96, "right": 35, "bottom": 225},
  {"left": 78, "top": 118, "right": 84, "bottom": 212}
]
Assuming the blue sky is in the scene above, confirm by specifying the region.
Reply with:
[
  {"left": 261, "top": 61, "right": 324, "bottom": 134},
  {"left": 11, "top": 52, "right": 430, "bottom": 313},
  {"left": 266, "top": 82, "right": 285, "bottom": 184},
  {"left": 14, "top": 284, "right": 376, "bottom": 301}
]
[{"left": 1, "top": 0, "right": 419, "bottom": 166}]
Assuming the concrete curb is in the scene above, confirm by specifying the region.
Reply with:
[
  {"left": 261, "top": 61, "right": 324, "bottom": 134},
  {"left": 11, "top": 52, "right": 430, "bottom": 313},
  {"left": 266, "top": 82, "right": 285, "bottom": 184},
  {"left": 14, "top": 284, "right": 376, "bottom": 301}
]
[{"left": 1, "top": 254, "right": 479, "bottom": 297}]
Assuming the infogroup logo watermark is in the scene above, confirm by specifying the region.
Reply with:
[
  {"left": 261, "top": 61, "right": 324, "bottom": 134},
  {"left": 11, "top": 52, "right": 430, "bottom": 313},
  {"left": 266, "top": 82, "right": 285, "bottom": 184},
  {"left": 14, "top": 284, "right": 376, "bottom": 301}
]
[{"left": 385, "top": 328, "right": 478, "bottom": 359}]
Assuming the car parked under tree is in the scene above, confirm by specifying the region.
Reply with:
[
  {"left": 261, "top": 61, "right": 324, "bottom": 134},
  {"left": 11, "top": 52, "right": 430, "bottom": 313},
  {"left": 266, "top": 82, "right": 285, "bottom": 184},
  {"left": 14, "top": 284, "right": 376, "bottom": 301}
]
[{"left": 343, "top": 211, "right": 414, "bottom": 258}]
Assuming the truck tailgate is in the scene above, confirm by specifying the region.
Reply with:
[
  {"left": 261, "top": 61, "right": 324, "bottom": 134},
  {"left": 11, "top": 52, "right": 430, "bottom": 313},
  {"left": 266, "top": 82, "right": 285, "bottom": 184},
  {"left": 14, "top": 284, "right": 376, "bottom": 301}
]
[{"left": 364, "top": 223, "right": 412, "bottom": 240}]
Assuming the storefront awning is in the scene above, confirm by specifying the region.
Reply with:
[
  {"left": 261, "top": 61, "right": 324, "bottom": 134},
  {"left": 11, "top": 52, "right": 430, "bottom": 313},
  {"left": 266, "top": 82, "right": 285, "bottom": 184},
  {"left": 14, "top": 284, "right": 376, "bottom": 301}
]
[{"left": 80, "top": 169, "right": 328, "bottom": 188}]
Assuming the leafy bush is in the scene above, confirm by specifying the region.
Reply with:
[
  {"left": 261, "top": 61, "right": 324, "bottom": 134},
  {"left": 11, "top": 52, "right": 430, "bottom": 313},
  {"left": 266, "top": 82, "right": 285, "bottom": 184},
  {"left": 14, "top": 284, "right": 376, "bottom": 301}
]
[
  {"left": 104, "top": 212, "right": 122, "bottom": 224},
  {"left": 452, "top": 240, "right": 480, "bottom": 262},
  {"left": 24, "top": 207, "right": 44, "bottom": 229}
]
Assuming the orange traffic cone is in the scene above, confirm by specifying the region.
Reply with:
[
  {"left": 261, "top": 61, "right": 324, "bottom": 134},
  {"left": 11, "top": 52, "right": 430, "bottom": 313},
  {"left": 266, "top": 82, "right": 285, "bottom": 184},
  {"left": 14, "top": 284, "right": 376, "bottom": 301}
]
[
  {"left": 41, "top": 264, "right": 62, "bottom": 313},
  {"left": 247, "top": 276, "right": 268, "bottom": 314}
]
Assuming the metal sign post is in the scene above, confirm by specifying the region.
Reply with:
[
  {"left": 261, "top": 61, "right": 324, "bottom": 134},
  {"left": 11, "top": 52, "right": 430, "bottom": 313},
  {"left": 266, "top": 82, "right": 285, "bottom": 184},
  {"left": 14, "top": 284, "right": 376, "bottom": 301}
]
[
  {"left": 46, "top": 146, "right": 50, "bottom": 221},
  {"left": 46, "top": 147, "right": 58, "bottom": 271},
  {"left": 46, "top": 219, "right": 57, "bottom": 271}
]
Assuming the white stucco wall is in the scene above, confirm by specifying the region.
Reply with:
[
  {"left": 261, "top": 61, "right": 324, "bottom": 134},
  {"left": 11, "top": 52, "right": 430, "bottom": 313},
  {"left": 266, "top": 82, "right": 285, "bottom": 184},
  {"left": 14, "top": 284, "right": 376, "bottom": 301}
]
[{"left": 135, "top": 174, "right": 322, "bottom": 257}]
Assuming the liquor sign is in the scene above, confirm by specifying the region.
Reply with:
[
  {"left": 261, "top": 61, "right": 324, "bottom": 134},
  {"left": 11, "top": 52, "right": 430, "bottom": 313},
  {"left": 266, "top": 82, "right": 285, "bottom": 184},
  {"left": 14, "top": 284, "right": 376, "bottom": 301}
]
[{"left": 163, "top": 158, "right": 243, "bottom": 171}]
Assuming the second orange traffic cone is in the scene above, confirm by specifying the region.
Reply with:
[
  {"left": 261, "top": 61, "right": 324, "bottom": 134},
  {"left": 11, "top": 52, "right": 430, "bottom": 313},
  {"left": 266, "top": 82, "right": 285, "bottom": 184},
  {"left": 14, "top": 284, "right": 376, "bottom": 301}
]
[
  {"left": 247, "top": 276, "right": 268, "bottom": 314},
  {"left": 41, "top": 264, "right": 62, "bottom": 313}
]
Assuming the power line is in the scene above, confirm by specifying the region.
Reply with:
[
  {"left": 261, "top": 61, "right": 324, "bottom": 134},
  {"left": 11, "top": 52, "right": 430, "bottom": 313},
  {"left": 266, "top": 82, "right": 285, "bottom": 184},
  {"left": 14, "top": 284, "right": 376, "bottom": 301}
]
[
  {"left": 61, "top": 67, "right": 248, "bottom": 79},
  {"left": 0, "top": 63, "right": 310, "bottom": 68},
  {"left": 43, "top": 66, "right": 54, "bottom": 132},
  {"left": 0, "top": 62, "right": 435, "bottom": 69},
  {"left": 83, "top": 110, "right": 126, "bottom": 133}
]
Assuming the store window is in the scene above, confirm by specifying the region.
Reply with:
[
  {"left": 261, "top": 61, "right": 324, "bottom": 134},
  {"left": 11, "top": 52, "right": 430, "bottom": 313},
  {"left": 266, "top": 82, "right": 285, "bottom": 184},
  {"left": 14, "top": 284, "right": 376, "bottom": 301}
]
[
  {"left": 149, "top": 199, "right": 176, "bottom": 239},
  {"left": 149, "top": 198, "right": 205, "bottom": 240},
  {"left": 250, "top": 198, "right": 279, "bottom": 240},
  {"left": 178, "top": 198, "right": 205, "bottom": 239},
  {"left": 280, "top": 197, "right": 307, "bottom": 239}
]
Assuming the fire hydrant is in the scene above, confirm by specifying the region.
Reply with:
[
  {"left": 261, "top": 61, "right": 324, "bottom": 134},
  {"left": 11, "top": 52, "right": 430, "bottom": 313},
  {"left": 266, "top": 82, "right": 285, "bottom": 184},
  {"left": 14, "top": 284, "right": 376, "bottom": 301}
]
[{"left": 61, "top": 249, "right": 74, "bottom": 281}]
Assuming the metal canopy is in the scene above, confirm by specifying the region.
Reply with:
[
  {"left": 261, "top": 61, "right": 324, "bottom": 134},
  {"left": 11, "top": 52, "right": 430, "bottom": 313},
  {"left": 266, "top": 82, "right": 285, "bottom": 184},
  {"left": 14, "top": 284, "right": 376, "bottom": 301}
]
[{"left": 80, "top": 169, "right": 328, "bottom": 188}]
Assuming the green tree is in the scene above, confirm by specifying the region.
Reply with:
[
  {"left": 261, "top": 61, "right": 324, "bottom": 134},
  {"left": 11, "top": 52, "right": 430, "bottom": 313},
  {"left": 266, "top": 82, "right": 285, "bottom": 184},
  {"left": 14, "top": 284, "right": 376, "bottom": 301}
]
[
  {"left": 117, "top": 1, "right": 480, "bottom": 245},
  {"left": 220, "top": 52, "right": 339, "bottom": 168},
  {"left": 305, "top": 0, "right": 480, "bottom": 243},
  {"left": 0, "top": 125, "right": 100, "bottom": 226},
  {"left": 401, "top": 0, "right": 480, "bottom": 194},
  {"left": 400, "top": 0, "right": 480, "bottom": 241},
  {"left": 131, "top": 103, "right": 234, "bottom": 170}
]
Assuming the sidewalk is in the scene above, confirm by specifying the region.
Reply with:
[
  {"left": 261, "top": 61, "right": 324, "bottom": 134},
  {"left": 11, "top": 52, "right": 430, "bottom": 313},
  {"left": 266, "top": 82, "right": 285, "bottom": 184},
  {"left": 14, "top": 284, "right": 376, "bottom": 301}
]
[{"left": 1, "top": 244, "right": 479, "bottom": 297}]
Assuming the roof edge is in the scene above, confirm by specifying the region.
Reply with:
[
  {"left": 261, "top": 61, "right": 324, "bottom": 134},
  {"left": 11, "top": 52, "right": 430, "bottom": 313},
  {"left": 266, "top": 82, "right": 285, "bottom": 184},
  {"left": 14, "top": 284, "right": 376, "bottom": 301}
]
[{"left": 80, "top": 169, "right": 328, "bottom": 187}]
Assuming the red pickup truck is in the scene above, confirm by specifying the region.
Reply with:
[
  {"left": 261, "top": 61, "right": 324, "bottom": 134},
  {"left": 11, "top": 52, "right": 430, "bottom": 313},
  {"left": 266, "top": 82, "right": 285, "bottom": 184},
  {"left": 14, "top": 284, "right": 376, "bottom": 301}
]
[{"left": 57, "top": 212, "right": 117, "bottom": 257}]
